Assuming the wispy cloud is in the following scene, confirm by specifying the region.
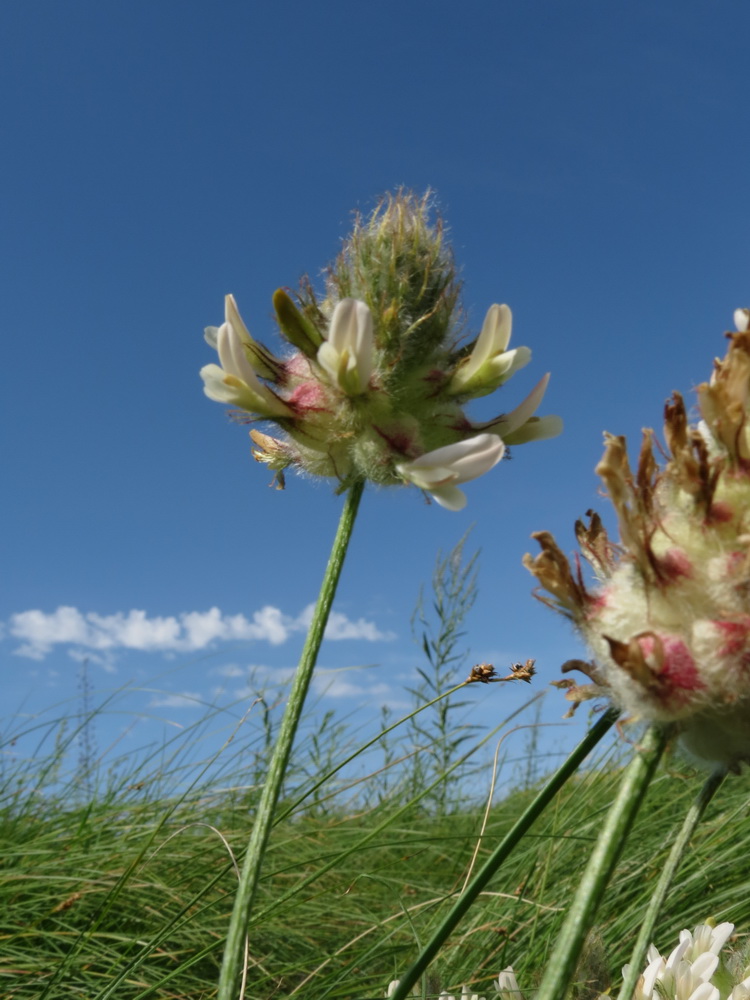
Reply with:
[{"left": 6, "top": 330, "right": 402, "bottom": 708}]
[
  {"left": 312, "top": 673, "right": 392, "bottom": 700},
  {"left": 148, "top": 691, "right": 205, "bottom": 709},
  {"left": 6, "top": 604, "right": 395, "bottom": 661},
  {"left": 230, "top": 668, "right": 395, "bottom": 707}
]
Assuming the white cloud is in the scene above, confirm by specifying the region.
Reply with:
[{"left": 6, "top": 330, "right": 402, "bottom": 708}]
[
  {"left": 211, "top": 663, "right": 246, "bottom": 679},
  {"left": 67, "top": 647, "right": 117, "bottom": 674},
  {"left": 148, "top": 691, "right": 204, "bottom": 709},
  {"left": 313, "top": 675, "right": 391, "bottom": 699},
  {"left": 6, "top": 604, "right": 395, "bottom": 661},
  {"left": 294, "top": 603, "right": 396, "bottom": 641}
]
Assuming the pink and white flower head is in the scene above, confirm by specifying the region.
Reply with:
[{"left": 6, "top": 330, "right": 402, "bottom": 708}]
[
  {"left": 524, "top": 311, "right": 750, "bottom": 767},
  {"left": 201, "top": 191, "right": 560, "bottom": 508}
]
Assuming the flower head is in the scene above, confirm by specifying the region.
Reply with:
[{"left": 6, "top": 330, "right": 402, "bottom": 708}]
[
  {"left": 201, "top": 191, "right": 560, "bottom": 508},
  {"left": 524, "top": 311, "right": 750, "bottom": 766},
  {"left": 621, "top": 922, "right": 739, "bottom": 1000}
]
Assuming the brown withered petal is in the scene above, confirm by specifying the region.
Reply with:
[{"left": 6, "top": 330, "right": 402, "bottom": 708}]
[
  {"left": 574, "top": 510, "right": 617, "bottom": 575},
  {"left": 561, "top": 658, "right": 607, "bottom": 685},
  {"left": 523, "top": 531, "right": 590, "bottom": 620},
  {"left": 604, "top": 633, "right": 662, "bottom": 691}
]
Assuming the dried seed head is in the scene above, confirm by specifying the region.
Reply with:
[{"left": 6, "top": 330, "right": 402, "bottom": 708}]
[{"left": 525, "top": 310, "right": 750, "bottom": 766}]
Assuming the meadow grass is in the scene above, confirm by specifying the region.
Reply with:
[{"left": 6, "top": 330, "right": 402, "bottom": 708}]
[
  {"left": 4, "top": 539, "right": 750, "bottom": 1000},
  {"left": 2, "top": 695, "right": 750, "bottom": 1000}
]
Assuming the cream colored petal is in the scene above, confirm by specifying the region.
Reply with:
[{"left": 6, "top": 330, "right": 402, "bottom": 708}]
[
  {"left": 501, "top": 414, "right": 563, "bottom": 445},
  {"left": 201, "top": 363, "right": 235, "bottom": 403},
  {"left": 489, "top": 345, "right": 532, "bottom": 382},
  {"left": 225, "top": 294, "right": 254, "bottom": 344},
  {"left": 471, "top": 304, "right": 512, "bottom": 373},
  {"left": 401, "top": 434, "right": 505, "bottom": 486},
  {"left": 216, "top": 322, "right": 263, "bottom": 389},
  {"left": 318, "top": 298, "right": 374, "bottom": 394}
]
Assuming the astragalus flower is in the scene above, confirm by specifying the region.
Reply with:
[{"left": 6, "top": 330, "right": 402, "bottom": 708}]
[
  {"left": 439, "top": 988, "right": 486, "bottom": 1000},
  {"left": 495, "top": 967, "right": 525, "bottom": 1000},
  {"left": 385, "top": 978, "right": 485, "bottom": 999},
  {"left": 524, "top": 312, "right": 750, "bottom": 766},
  {"left": 201, "top": 191, "right": 560, "bottom": 508},
  {"left": 316, "top": 297, "right": 374, "bottom": 395},
  {"left": 396, "top": 434, "right": 505, "bottom": 511},
  {"left": 449, "top": 304, "right": 530, "bottom": 396},
  {"left": 621, "top": 922, "right": 739, "bottom": 1000}
]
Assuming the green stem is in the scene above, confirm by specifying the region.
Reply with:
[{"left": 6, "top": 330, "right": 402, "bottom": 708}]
[
  {"left": 217, "top": 479, "right": 365, "bottom": 1000},
  {"left": 389, "top": 706, "right": 621, "bottom": 1000},
  {"left": 616, "top": 765, "right": 726, "bottom": 1000},
  {"left": 534, "top": 724, "right": 671, "bottom": 1000}
]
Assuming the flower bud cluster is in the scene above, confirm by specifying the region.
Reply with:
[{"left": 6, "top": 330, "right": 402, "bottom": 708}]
[
  {"left": 524, "top": 315, "right": 750, "bottom": 766},
  {"left": 201, "top": 192, "right": 561, "bottom": 511}
]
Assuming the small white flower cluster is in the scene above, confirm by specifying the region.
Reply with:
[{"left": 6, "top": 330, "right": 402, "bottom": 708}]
[
  {"left": 386, "top": 981, "right": 486, "bottom": 999},
  {"left": 385, "top": 969, "right": 524, "bottom": 999},
  {"left": 421, "top": 926, "right": 748, "bottom": 1000},
  {"left": 624, "top": 922, "right": 748, "bottom": 1000}
]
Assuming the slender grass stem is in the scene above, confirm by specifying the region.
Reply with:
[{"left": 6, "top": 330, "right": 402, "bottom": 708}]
[
  {"left": 388, "top": 705, "right": 621, "bottom": 1000},
  {"left": 534, "top": 723, "right": 671, "bottom": 1000},
  {"left": 217, "top": 479, "right": 365, "bottom": 1000},
  {"left": 616, "top": 765, "right": 727, "bottom": 1000}
]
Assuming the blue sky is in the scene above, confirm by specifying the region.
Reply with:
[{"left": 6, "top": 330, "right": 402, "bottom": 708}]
[{"left": 2, "top": 1, "right": 749, "bottom": 785}]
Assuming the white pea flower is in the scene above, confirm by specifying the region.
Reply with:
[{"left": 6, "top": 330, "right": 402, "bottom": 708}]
[
  {"left": 317, "top": 297, "right": 374, "bottom": 395},
  {"left": 495, "top": 967, "right": 524, "bottom": 1000},
  {"left": 621, "top": 923, "right": 738, "bottom": 1000},
  {"left": 396, "top": 433, "right": 505, "bottom": 510},
  {"left": 450, "top": 304, "right": 531, "bottom": 396},
  {"left": 438, "top": 988, "right": 486, "bottom": 1000},
  {"left": 201, "top": 318, "right": 291, "bottom": 417},
  {"left": 680, "top": 922, "right": 735, "bottom": 961},
  {"left": 475, "top": 374, "right": 563, "bottom": 445},
  {"left": 730, "top": 978, "right": 750, "bottom": 1000},
  {"left": 385, "top": 979, "right": 418, "bottom": 998}
]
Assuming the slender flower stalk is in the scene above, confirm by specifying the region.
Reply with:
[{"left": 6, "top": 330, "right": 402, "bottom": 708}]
[
  {"left": 387, "top": 707, "right": 620, "bottom": 1000},
  {"left": 533, "top": 724, "right": 670, "bottom": 1000},
  {"left": 617, "top": 768, "right": 727, "bottom": 1000},
  {"left": 217, "top": 480, "right": 364, "bottom": 1000}
]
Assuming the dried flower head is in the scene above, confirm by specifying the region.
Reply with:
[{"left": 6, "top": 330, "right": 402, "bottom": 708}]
[
  {"left": 524, "top": 313, "right": 750, "bottom": 767},
  {"left": 201, "top": 191, "right": 561, "bottom": 511}
]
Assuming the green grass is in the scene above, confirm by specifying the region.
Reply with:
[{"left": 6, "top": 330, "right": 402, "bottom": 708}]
[
  {"left": 4, "top": 544, "right": 749, "bottom": 999},
  {"left": 2, "top": 700, "right": 750, "bottom": 1000}
]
